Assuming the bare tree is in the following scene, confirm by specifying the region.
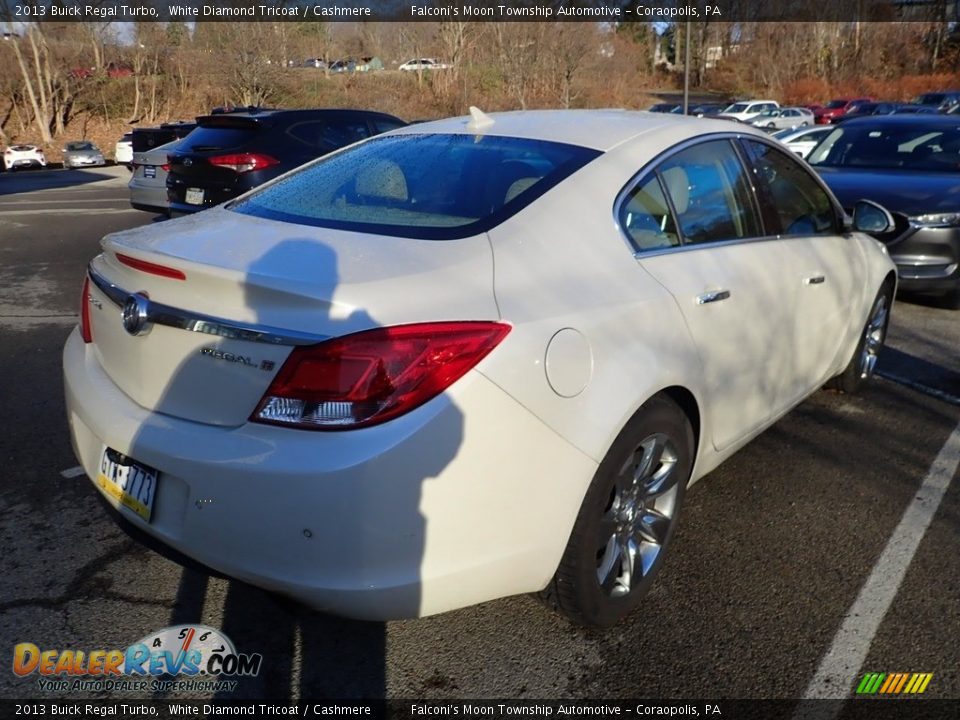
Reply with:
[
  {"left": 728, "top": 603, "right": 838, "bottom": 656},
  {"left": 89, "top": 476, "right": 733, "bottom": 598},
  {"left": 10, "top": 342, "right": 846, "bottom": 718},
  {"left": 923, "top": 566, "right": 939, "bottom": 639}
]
[{"left": 492, "top": 24, "right": 547, "bottom": 110}]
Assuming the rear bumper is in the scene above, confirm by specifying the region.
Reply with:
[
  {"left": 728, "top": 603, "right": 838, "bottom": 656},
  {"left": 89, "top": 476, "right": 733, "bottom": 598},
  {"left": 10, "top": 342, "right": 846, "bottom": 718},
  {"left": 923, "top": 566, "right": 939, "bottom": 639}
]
[
  {"left": 63, "top": 328, "right": 595, "bottom": 619},
  {"left": 128, "top": 180, "right": 169, "bottom": 214},
  {"left": 5, "top": 159, "right": 45, "bottom": 169},
  {"left": 67, "top": 157, "right": 105, "bottom": 167}
]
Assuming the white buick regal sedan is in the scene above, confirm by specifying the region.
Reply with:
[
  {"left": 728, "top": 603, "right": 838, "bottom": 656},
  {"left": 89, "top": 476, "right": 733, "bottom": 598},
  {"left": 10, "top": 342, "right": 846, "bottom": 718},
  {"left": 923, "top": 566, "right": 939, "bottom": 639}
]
[{"left": 64, "top": 109, "right": 896, "bottom": 627}]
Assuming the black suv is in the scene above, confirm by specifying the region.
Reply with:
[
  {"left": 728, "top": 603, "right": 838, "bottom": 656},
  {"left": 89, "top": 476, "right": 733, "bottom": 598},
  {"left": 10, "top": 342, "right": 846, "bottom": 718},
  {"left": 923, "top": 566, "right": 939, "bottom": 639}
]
[
  {"left": 166, "top": 108, "right": 406, "bottom": 214},
  {"left": 132, "top": 121, "right": 198, "bottom": 154}
]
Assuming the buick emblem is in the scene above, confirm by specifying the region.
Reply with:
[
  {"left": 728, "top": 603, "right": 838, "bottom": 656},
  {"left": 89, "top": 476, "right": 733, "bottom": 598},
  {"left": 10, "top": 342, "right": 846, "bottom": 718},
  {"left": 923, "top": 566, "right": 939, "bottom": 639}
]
[{"left": 122, "top": 293, "right": 151, "bottom": 336}]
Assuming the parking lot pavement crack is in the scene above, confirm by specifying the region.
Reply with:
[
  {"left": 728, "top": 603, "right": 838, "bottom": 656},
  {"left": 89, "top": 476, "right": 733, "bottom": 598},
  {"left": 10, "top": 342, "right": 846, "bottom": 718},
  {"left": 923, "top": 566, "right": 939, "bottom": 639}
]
[{"left": 0, "top": 539, "right": 142, "bottom": 613}]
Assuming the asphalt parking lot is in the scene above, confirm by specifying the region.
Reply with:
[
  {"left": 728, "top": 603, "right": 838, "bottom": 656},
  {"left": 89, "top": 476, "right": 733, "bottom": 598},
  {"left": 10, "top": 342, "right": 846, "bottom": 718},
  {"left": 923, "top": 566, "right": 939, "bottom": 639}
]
[{"left": 0, "top": 167, "right": 958, "bottom": 703}]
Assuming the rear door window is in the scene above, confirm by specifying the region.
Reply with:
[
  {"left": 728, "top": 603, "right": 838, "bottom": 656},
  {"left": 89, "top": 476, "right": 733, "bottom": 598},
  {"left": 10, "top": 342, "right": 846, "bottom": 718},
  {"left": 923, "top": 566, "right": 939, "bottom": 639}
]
[
  {"left": 656, "top": 139, "right": 763, "bottom": 245},
  {"left": 618, "top": 175, "right": 680, "bottom": 251}
]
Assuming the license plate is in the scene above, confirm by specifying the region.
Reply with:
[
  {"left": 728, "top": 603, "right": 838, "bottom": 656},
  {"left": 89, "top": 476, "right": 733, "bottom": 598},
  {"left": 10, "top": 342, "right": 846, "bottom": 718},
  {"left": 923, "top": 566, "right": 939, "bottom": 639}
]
[
  {"left": 185, "top": 187, "right": 204, "bottom": 205},
  {"left": 96, "top": 448, "right": 158, "bottom": 522},
  {"left": 144, "top": 166, "right": 156, "bottom": 178}
]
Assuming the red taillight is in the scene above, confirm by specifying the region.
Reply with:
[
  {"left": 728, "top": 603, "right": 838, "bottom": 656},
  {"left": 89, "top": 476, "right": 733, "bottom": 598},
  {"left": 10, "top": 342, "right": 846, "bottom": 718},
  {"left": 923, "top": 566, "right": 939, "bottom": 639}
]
[
  {"left": 161, "top": 163, "right": 170, "bottom": 172},
  {"left": 208, "top": 153, "right": 279, "bottom": 173},
  {"left": 116, "top": 253, "right": 186, "bottom": 280},
  {"left": 80, "top": 276, "right": 92, "bottom": 343},
  {"left": 252, "top": 322, "right": 511, "bottom": 430}
]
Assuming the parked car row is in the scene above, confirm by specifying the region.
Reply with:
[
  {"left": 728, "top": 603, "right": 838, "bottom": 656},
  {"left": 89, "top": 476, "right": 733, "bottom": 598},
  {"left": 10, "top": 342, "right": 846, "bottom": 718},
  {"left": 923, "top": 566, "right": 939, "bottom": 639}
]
[
  {"left": 293, "top": 57, "right": 447, "bottom": 72},
  {"left": 650, "top": 91, "right": 960, "bottom": 132},
  {"left": 297, "top": 56, "right": 386, "bottom": 72}
]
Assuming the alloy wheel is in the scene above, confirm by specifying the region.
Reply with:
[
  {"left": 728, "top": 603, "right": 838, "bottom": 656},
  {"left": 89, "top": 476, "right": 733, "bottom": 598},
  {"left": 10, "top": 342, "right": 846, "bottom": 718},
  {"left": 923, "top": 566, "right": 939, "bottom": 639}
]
[
  {"left": 859, "top": 295, "right": 888, "bottom": 379},
  {"left": 596, "top": 433, "right": 680, "bottom": 597}
]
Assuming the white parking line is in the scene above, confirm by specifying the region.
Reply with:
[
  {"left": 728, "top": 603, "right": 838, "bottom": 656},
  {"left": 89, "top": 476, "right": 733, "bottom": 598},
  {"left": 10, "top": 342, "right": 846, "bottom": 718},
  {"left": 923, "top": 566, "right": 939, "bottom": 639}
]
[
  {"left": 0, "top": 198, "right": 130, "bottom": 206},
  {"left": 0, "top": 208, "right": 139, "bottom": 216},
  {"left": 60, "top": 466, "right": 86, "bottom": 479},
  {"left": 802, "top": 419, "right": 960, "bottom": 702}
]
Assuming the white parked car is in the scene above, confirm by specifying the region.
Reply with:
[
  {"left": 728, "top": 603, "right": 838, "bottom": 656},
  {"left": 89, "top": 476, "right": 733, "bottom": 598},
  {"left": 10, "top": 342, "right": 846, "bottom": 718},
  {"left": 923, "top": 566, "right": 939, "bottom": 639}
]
[
  {"left": 114, "top": 132, "right": 134, "bottom": 168},
  {"left": 750, "top": 106, "right": 815, "bottom": 131},
  {"left": 772, "top": 125, "right": 834, "bottom": 159},
  {"left": 398, "top": 58, "right": 450, "bottom": 71},
  {"left": 64, "top": 110, "right": 897, "bottom": 627},
  {"left": 718, "top": 100, "right": 779, "bottom": 123},
  {"left": 3, "top": 144, "right": 46, "bottom": 170}
]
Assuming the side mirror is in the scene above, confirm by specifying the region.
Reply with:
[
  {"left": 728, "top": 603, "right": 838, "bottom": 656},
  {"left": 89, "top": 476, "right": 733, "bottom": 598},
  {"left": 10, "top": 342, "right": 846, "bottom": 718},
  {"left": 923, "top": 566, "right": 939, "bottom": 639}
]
[{"left": 852, "top": 199, "right": 895, "bottom": 234}]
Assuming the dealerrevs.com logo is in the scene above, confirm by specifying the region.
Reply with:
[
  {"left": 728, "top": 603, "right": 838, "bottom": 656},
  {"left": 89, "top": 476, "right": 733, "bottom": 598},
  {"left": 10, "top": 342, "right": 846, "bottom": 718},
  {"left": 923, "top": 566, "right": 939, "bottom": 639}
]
[{"left": 13, "top": 625, "right": 262, "bottom": 693}]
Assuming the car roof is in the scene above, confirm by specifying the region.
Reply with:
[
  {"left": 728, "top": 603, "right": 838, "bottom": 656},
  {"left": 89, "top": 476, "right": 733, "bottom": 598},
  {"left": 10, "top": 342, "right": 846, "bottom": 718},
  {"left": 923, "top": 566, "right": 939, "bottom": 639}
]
[
  {"left": 196, "top": 108, "right": 403, "bottom": 123},
  {"left": 835, "top": 115, "right": 960, "bottom": 128},
  {"left": 388, "top": 109, "right": 758, "bottom": 151}
]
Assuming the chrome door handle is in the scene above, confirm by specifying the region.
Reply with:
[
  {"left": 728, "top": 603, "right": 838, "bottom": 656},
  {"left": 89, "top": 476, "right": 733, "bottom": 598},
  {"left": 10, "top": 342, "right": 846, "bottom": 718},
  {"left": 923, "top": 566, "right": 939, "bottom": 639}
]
[
  {"left": 805, "top": 275, "right": 826, "bottom": 285},
  {"left": 696, "top": 289, "right": 731, "bottom": 305}
]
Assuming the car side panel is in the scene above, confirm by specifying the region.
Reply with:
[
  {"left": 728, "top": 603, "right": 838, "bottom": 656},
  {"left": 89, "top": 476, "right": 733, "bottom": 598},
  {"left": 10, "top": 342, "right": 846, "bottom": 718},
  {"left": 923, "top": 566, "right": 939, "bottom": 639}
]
[{"left": 482, "top": 147, "right": 711, "bottom": 474}]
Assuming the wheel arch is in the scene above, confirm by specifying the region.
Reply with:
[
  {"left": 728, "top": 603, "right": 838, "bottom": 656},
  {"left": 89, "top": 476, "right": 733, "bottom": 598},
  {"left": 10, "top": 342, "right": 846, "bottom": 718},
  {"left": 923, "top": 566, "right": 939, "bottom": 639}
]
[{"left": 660, "top": 385, "right": 701, "bottom": 457}]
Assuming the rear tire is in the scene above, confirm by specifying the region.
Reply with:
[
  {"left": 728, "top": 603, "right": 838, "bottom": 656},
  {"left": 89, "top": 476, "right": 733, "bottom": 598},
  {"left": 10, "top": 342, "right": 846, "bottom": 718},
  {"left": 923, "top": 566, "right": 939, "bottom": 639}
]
[
  {"left": 828, "top": 282, "right": 893, "bottom": 393},
  {"left": 541, "top": 395, "right": 694, "bottom": 627}
]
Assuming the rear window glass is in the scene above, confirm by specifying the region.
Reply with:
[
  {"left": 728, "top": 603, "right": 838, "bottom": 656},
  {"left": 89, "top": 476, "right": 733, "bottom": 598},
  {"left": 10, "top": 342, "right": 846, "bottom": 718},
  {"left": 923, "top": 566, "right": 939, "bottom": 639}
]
[
  {"left": 231, "top": 134, "right": 600, "bottom": 240},
  {"left": 180, "top": 125, "right": 260, "bottom": 152}
]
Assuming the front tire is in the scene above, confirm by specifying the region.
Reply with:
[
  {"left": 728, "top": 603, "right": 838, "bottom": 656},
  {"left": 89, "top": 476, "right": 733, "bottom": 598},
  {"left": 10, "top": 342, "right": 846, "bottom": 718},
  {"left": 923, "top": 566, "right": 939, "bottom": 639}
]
[
  {"left": 541, "top": 395, "right": 694, "bottom": 627},
  {"left": 828, "top": 283, "right": 892, "bottom": 393}
]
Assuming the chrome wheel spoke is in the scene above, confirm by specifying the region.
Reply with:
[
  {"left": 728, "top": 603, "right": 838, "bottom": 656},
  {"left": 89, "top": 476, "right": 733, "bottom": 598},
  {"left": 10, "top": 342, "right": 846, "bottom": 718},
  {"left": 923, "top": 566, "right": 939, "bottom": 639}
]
[
  {"left": 634, "top": 435, "right": 664, "bottom": 484},
  {"left": 608, "top": 535, "right": 636, "bottom": 595},
  {"left": 636, "top": 508, "right": 671, "bottom": 546},
  {"left": 597, "top": 535, "right": 622, "bottom": 593}
]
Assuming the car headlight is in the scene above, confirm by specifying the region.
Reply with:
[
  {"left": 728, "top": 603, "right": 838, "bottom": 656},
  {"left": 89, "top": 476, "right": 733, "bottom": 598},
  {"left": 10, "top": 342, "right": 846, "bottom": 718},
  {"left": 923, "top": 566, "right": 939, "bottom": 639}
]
[{"left": 910, "top": 213, "right": 960, "bottom": 227}]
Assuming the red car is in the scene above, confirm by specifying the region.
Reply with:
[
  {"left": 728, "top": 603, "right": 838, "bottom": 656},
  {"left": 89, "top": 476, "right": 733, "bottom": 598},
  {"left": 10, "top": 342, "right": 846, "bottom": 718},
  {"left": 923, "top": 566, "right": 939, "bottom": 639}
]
[{"left": 815, "top": 97, "right": 874, "bottom": 124}]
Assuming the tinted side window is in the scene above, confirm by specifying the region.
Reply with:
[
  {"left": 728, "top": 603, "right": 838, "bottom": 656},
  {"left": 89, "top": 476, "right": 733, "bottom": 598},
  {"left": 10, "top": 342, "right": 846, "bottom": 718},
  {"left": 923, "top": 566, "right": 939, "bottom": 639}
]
[
  {"left": 657, "top": 139, "right": 762, "bottom": 245},
  {"left": 743, "top": 140, "right": 837, "bottom": 236},
  {"left": 373, "top": 119, "right": 406, "bottom": 134},
  {"left": 286, "top": 120, "right": 371, "bottom": 151}
]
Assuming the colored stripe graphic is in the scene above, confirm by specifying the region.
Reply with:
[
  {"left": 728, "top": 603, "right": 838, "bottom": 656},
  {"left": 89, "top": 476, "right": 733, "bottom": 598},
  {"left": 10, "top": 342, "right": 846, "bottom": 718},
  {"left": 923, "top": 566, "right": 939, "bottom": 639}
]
[{"left": 856, "top": 672, "right": 932, "bottom": 695}]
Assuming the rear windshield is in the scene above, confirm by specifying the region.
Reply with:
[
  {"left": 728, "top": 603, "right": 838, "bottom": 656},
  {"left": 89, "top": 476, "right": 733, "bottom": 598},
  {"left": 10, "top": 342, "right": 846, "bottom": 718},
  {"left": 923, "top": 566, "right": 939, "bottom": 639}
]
[
  {"left": 231, "top": 133, "right": 600, "bottom": 240},
  {"left": 807, "top": 124, "right": 960, "bottom": 171},
  {"left": 66, "top": 142, "right": 96, "bottom": 151},
  {"left": 180, "top": 125, "right": 260, "bottom": 152}
]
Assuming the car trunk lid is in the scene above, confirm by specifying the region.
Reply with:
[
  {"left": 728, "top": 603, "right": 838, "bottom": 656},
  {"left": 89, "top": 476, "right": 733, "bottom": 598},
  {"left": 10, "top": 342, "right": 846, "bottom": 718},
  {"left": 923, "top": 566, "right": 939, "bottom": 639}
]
[{"left": 86, "top": 207, "right": 498, "bottom": 427}]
